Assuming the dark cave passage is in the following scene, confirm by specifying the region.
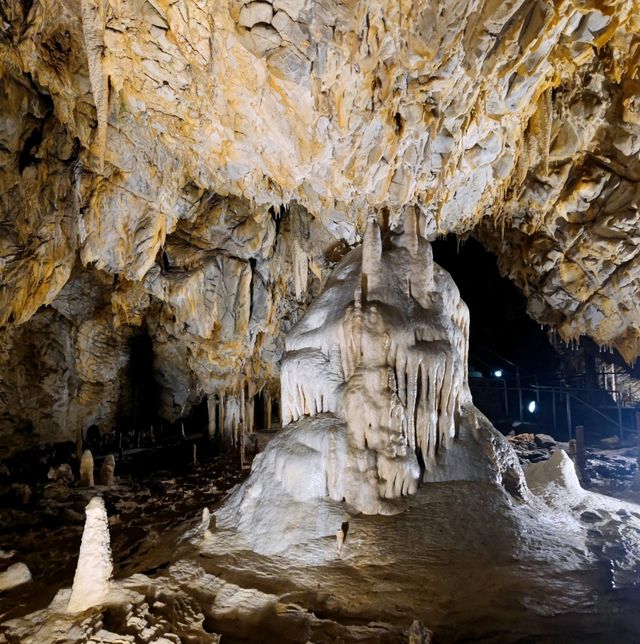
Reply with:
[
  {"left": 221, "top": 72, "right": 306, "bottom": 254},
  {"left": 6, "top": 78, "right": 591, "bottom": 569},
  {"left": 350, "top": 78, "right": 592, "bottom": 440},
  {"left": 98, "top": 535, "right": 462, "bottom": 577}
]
[
  {"left": 125, "top": 329, "right": 161, "bottom": 432},
  {"left": 432, "top": 236, "right": 639, "bottom": 442}
]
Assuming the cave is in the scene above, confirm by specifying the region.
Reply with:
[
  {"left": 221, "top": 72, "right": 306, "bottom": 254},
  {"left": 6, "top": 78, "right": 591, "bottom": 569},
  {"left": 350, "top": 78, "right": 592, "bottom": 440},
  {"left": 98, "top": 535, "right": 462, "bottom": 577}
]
[{"left": 1, "top": 1, "right": 640, "bottom": 642}]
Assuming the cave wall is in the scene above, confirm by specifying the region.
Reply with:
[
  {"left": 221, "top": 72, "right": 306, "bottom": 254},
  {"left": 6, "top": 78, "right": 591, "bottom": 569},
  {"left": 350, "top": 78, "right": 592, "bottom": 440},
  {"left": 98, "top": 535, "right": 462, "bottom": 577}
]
[{"left": 0, "top": 0, "right": 638, "bottom": 452}]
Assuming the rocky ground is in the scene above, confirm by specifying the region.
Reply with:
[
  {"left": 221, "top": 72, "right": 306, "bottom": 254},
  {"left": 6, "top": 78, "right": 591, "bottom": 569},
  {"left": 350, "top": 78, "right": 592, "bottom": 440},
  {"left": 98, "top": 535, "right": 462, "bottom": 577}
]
[
  {"left": 507, "top": 431, "right": 640, "bottom": 502},
  {"left": 1, "top": 429, "right": 640, "bottom": 643},
  {"left": 0, "top": 446, "right": 247, "bottom": 624}
]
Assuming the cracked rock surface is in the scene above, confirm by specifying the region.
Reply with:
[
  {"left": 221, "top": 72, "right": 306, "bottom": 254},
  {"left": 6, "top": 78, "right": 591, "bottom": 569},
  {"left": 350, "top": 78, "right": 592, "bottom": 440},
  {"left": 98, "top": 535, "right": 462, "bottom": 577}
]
[{"left": 0, "top": 0, "right": 639, "bottom": 451}]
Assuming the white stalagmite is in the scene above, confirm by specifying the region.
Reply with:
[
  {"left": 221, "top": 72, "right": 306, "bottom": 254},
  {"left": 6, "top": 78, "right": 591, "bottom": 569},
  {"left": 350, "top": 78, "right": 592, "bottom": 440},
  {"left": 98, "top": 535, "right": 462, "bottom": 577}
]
[
  {"left": 217, "top": 210, "right": 526, "bottom": 552},
  {"left": 79, "top": 449, "right": 95, "bottom": 487},
  {"left": 67, "top": 496, "right": 113, "bottom": 613}
]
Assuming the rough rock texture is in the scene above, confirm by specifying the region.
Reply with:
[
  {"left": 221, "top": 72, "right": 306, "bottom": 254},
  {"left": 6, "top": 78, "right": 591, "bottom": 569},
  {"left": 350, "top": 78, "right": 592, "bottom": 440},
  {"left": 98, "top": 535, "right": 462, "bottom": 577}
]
[
  {"left": 216, "top": 219, "right": 526, "bottom": 553},
  {"left": 0, "top": 562, "right": 31, "bottom": 592},
  {"left": 0, "top": 0, "right": 639, "bottom": 450},
  {"left": 67, "top": 496, "right": 113, "bottom": 613}
]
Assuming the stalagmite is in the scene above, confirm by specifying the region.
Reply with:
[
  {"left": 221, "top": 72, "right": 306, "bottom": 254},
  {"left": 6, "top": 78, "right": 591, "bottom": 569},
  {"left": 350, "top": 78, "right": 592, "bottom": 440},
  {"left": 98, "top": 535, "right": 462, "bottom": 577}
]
[
  {"left": 218, "top": 211, "right": 526, "bottom": 553},
  {"left": 0, "top": 562, "right": 31, "bottom": 591},
  {"left": 79, "top": 450, "right": 95, "bottom": 487},
  {"left": 67, "top": 497, "right": 113, "bottom": 613},
  {"left": 264, "top": 392, "right": 272, "bottom": 430},
  {"left": 279, "top": 210, "right": 468, "bottom": 496},
  {"left": 99, "top": 454, "right": 115, "bottom": 486}
]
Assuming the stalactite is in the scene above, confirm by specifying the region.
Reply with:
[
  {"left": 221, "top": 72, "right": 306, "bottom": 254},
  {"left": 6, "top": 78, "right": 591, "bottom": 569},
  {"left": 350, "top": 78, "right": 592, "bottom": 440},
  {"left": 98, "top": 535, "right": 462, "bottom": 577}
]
[
  {"left": 264, "top": 392, "right": 272, "bottom": 430},
  {"left": 293, "top": 241, "right": 308, "bottom": 302},
  {"left": 207, "top": 396, "right": 217, "bottom": 441},
  {"left": 80, "top": 0, "right": 109, "bottom": 171}
]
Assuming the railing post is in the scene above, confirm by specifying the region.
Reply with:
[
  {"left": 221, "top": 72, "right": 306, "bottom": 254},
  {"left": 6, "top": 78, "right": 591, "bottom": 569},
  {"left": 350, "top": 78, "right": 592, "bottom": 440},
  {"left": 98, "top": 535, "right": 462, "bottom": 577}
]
[
  {"left": 566, "top": 391, "right": 573, "bottom": 440},
  {"left": 617, "top": 400, "right": 624, "bottom": 440},
  {"left": 575, "top": 425, "right": 589, "bottom": 487},
  {"left": 517, "top": 367, "right": 523, "bottom": 422},
  {"left": 502, "top": 380, "right": 509, "bottom": 417}
]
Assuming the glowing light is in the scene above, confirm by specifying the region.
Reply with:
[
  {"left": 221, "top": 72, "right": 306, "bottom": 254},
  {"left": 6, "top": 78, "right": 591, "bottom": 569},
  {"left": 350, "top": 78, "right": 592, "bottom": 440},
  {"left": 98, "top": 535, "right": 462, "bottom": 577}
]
[
  {"left": 493, "top": 369, "right": 503, "bottom": 378},
  {"left": 527, "top": 400, "right": 537, "bottom": 413}
]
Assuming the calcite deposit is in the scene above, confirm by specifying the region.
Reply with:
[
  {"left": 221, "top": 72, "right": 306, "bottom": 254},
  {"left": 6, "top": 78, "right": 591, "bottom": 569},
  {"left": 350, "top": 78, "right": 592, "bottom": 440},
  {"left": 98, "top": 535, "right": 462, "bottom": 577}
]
[
  {"left": 67, "top": 496, "right": 113, "bottom": 613},
  {"left": 216, "top": 214, "right": 525, "bottom": 552},
  {"left": 0, "top": 1, "right": 639, "bottom": 454}
]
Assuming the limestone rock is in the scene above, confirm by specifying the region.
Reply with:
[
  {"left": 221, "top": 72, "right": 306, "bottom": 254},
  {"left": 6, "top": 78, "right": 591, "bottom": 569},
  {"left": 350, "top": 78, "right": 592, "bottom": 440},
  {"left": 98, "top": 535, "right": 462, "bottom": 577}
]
[
  {"left": 525, "top": 449, "right": 585, "bottom": 504},
  {"left": 67, "top": 496, "right": 113, "bottom": 613},
  {"left": 99, "top": 454, "right": 115, "bottom": 486},
  {"left": 79, "top": 450, "right": 95, "bottom": 487},
  {"left": 239, "top": 2, "right": 274, "bottom": 28},
  {"left": 48, "top": 463, "right": 75, "bottom": 484},
  {"left": 217, "top": 217, "right": 527, "bottom": 552},
  {"left": 0, "top": 0, "right": 638, "bottom": 453},
  {"left": 0, "top": 562, "right": 32, "bottom": 591}
]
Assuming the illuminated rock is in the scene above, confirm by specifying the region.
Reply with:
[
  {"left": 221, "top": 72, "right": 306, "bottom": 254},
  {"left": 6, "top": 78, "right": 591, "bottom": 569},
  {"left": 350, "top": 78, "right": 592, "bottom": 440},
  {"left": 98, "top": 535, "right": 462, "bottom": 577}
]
[
  {"left": 67, "top": 497, "right": 113, "bottom": 613},
  {"left": 217, "top": 212, "right": 526, "bottom": 552},
  {"left": 79, "top": 450, "right": 95, "bottom": 487}
]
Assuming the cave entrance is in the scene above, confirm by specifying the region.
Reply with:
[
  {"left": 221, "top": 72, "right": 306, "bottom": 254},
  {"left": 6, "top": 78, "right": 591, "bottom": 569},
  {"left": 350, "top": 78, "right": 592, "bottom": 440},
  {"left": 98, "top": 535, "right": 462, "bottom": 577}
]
[{"left": 432, "top": 236, "right": 638, "bottom": 442}]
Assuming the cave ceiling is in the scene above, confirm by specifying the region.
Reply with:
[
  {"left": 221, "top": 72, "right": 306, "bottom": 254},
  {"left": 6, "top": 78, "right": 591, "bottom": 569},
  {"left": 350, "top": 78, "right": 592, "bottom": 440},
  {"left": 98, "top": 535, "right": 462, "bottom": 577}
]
[{"left": 0, "top": 0, "right": 638, "bottom": 452}]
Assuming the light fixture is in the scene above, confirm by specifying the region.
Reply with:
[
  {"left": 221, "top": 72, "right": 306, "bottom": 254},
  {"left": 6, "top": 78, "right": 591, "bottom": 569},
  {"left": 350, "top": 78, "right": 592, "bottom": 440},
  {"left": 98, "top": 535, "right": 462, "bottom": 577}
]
[
  {"left": 527, "top": 400, "right": 537, "bottom": 413},
  {"left": 493, "top": 369, "right": 503, "bottom": 378}
]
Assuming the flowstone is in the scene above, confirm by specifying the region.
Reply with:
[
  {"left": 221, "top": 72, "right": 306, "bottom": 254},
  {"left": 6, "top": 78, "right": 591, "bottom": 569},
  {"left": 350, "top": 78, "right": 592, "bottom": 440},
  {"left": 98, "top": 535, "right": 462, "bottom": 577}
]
[{"left": 216, "top": 212, "right": 526, "bottom": 553}]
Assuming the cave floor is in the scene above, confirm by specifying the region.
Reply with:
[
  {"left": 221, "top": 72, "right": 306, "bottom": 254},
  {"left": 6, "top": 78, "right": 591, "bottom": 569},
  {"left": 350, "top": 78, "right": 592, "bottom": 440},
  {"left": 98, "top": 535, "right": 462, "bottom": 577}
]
[
  {"left": 197, "top": 479, "right": 640, "bottom": 643},
  {"left": 1, "top": 444, "right": 640, "bottom": 643},
  {"left": 0, "top": 452, "right": 247, "bottom": 623}
]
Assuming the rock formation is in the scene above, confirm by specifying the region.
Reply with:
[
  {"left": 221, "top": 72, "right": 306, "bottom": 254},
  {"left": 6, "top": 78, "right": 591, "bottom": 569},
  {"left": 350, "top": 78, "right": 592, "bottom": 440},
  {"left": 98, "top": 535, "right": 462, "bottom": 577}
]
[
  {"left": 67, "top": 496, "right": 113, "bottom": 613},
  {"left": 0, "top": 562, "right": 32, "bottom": 592},
  {"left": 79, "top": 449, "right": 95, "bottom": 487},
  {"left": 99, "top": 454, "right": 115, "bottom": 486},
  {"left": 216, "top": 214, "right": 525, "bottom": 552},
  {"left": 0, "top": 0, "right": 638, "bottom": 455}
]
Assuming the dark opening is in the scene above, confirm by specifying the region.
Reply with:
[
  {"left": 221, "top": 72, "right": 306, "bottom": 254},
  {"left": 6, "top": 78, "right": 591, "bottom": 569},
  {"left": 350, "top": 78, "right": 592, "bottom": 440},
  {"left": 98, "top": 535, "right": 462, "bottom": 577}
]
[
  {"left": 185, "top": 398, "right": 208, "bottom": 436},
  {"left": 126, "top": 329, "right": 160, "bottom": 431},
  {"left": 254, "top": 392, "right": 266, "bottom": 430},
  {"left": 432, "top": 235, "right": 636, "bottom": 441}
]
